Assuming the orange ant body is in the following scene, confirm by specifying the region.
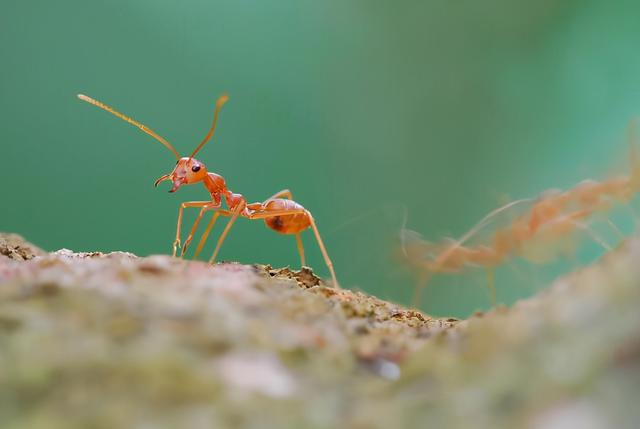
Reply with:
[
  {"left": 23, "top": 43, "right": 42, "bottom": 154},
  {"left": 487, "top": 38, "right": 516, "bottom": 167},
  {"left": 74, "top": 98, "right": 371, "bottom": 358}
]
[
  {"left": 77, "top": 93, "right": 338, "bottom": 287},
  {"left": 402, "top": 124, "right": 640, "bottom": 302}
]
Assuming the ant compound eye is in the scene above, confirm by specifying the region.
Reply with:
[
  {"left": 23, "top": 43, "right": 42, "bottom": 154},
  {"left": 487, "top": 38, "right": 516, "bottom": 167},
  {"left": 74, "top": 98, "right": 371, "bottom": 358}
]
[{"left": 191, "top": 165, "right": 201, "bottom": 172}]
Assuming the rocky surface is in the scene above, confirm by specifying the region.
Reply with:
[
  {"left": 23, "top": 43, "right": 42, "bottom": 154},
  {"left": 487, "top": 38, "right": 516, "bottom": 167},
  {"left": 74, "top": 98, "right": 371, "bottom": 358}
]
[{"left": 0, "top": 232, "right": 639, "bottom": 428}]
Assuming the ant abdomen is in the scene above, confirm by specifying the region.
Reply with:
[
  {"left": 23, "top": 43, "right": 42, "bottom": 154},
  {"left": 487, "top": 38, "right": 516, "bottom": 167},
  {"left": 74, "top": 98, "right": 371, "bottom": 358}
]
[{"left": 263, "top": 199, "right": 311, "bottom": 234}]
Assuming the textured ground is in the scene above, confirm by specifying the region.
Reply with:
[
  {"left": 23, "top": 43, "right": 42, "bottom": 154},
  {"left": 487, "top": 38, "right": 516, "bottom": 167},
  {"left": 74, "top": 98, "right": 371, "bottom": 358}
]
[{"left": 1, "top": 233, "right": 639, "bottom": 428}]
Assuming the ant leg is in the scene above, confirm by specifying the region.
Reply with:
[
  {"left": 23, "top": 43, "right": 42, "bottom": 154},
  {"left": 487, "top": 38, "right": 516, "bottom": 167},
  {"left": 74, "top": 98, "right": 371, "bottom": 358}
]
[
  {"left": 260, "top": 191, "right": 295, "bottom": 231},
  {"left": 569, "top": 220, "right": 612, "bottom": 252},
  {"left": 181, "top": 206, "right": 207, "bottom": 258},
  {"left": 193, "top": 209, "right": 233, "bottom": 259},
  {"left": 264, "top": 190, "right": 305, "bottom": 265},
  {"left": 209, "top": 204, "right": 245, "bottom": 263},
  {"left": 181, "top": 203, "right": 220, "bottom": 257},
  {"left": 246, "top": 208, "right": 339, "bottom": 288},
  {"left": 605, "top": 219, "right": 625, "bottom": 240},
  {"left": 173, "top": 201, "right": 211, "bottom": 257},
  {"left": 265, "top": 189, "right": 293, "bottom": 201},
  {"left": 626, "top": 203, "right": 640, "bottom": 227},
  {"left": 305, "top": 214, "right": 338, "bottom": 288},
  {"left": 411, "top": 270, "right": 430, "bottom": 308},
  {"left": 261, "top": 191, "right": 304, "bottom": 266},
  {"left": 247, "top": 208, "right": 308, "bottom": 218},
  {"left": 295, "top": 233, "right": 306, "bottom": 266}
]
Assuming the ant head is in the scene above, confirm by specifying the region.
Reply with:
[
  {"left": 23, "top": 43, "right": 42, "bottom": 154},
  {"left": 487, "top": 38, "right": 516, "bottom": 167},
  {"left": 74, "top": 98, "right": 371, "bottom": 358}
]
[
  {"left": 154, "top": 94, "right": 228, "bottom": 193},
  {"left": 76, "top": 93, "right": 229, "bottom": 193},
  {"left": 154, "top": 157, "right": 208, "bottom": 193}
]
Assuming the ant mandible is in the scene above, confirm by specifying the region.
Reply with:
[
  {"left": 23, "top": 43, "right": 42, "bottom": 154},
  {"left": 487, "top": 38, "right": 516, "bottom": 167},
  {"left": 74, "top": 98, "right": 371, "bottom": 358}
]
[{"left": 77, "top": 93, "right": 339, "bottom": 287}]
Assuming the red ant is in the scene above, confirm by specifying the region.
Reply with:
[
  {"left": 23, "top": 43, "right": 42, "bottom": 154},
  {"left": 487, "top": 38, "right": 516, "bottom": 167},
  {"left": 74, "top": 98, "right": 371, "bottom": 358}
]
[
  {"left": 401, "top": 121, "right": 640, "bottom": 304},
  {"left": 77, "top": 93, "right": 338, "bottom": 287}
]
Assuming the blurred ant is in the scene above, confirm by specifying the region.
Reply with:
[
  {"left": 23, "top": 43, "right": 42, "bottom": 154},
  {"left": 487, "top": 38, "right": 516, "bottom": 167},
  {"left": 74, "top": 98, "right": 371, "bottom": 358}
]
[
  {"left": 401, "top": 121, "right": 640, "bottom": 304},
  {"left": 77, "top": 93, "right": 338, "bottom": 287}
]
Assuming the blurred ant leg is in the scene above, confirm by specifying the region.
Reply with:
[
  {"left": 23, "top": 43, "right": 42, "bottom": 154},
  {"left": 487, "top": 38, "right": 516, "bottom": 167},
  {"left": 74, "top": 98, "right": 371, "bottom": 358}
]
[
  {"left": 485, "top": 268, "right": 497, "bottom": 307},
  {"left": 548, "top": 211, "right": 611, "bottom": 252},
  {"left": 605, "top": 219, "right": 625, "bottom": 240},
  {"left": 209, "top": 204, "right": 245, "bottom": 264},
  {"left": 181, "top": 203, "right": 220, "bottom": 257},
  {"left": 625, "top": 203, "right": 640, "bottom": 227},
  {"left": 193, "top": 209, "right": 232, "bottom": 259},
  {"left": 435, "top": 198, "right": 533, "bottom": 267},
  {"left": 573, "top": 222, "right": 612, "bottom": 252},
  {"left": 295, "top": 233, "right": 306, "bottom": 266},
  {"left": 173, "top": 201, "right": 212, "bottom": 257},
  {"left": 411, "top": 270, "right": 431, "bottom": 308}
]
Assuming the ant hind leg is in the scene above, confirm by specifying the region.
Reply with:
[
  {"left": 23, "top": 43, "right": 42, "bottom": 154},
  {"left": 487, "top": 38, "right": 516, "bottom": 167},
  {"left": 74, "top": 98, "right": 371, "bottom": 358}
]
[
  {"left": 247, "top": 208, "right": 339, "bottom": 288},
  {"left": 295, "top": 233, "right": 306, "bottom": 266}
]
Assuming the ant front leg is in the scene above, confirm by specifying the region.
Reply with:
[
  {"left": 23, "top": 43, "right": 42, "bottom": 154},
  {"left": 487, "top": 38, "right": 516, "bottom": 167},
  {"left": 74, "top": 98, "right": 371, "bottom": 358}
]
[
  {"left": 172, "top": 201, "right": 212, "bottom": 257},
  {"left": 180, "top": 202, "right": 221, "bottom": 258}
]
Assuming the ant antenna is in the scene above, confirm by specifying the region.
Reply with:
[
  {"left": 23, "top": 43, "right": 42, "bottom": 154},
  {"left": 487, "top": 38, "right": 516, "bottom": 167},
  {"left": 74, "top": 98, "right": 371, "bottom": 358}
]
[
  {"left": 189, "top": 94, "right": 229, "bottom": 159},
  {"left": 77, "top": 94, "right": 180, "bottom": 160}
]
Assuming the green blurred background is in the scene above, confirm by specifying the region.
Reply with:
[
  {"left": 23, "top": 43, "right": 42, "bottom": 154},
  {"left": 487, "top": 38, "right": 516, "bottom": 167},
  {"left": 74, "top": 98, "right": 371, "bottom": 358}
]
[{"left": 2, "top": 0, "right": 640, "bottom": 317}]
